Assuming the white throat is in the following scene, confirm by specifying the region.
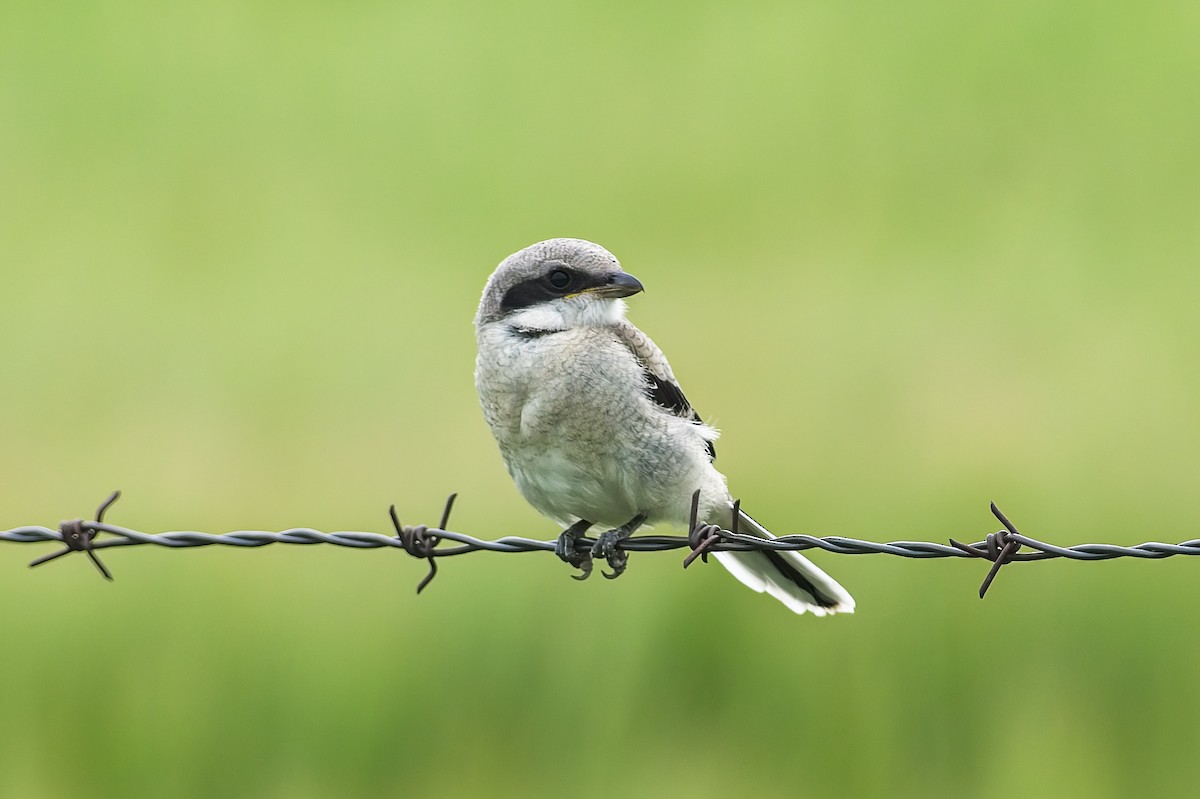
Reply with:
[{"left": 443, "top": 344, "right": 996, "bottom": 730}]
[{"left": 508, "top": 297, "right": 627, "bottom": 331}]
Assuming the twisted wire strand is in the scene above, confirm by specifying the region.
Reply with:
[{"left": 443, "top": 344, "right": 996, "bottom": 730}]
[
  {"left": 6, "top": 521, "right": 1200, "bottom": 560},
  {"left": 5, "top": 491, "right": 1200, "bottom": 598},
  {"left": 6, "top": 520, "right": 1200, "bottom": 560}
]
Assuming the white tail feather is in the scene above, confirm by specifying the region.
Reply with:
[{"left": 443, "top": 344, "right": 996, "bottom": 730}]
[{"left": 712, "top": 505, "right": 855, "bottom": 616}]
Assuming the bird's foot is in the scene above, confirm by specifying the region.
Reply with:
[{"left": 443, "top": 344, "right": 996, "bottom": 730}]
[
  {"left": 555, "top": 520, "right": 594, "bottom": 581},
  {"left": 592, "top": 514, "right": 647, "bottom": 580}
]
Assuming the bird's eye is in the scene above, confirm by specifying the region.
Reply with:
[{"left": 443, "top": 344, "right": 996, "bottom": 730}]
[{"left": 548, "top": 270, "right": 571, "bottom": 290}]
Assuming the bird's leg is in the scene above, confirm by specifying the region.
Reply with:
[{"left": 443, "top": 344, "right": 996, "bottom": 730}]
[
  {"left": 555, "top": 519, "right": 594, "bottom": 581},
  {"left": 592, "top": 514, "right": 647, "bottom": 580}
]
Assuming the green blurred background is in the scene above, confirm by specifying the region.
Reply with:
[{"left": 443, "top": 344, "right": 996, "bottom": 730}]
[{"left": 3, "top": 1, "right": 1199, "bottom": 797}]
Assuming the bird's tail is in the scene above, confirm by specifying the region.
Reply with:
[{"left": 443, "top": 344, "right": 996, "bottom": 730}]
[{"left": 712, "top": 505, "right": 855, "bottom": 616}]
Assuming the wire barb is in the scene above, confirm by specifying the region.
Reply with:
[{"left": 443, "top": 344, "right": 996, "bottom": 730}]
[
  {"left": 389, "top": 493, "right": 457, "bottom": 594},
  {"left": 948, "top": 502, "right": 1024, "bottom": 598},
  {"left": 683, "top": 489, "right": 723, "bottom": 569},
  {"left": 28, "top": 490, "right": 120, "bottom": 581}
]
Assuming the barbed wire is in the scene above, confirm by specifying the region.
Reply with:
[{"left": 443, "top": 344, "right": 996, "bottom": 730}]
[{"left": 4, "top": 490, "right": 1200, "bottom": 599}]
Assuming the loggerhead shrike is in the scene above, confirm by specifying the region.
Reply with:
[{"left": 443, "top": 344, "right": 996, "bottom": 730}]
[{"left": 474, "top": 238, "right": 854, "bottom": 616}]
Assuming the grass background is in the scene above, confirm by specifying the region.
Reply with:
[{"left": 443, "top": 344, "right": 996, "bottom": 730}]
[{"left": 2, "top": 1, "right": 1199, "bottom": 796}]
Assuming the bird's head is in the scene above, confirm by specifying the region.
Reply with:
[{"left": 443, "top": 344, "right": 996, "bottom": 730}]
[{"left": 475, "top": 238, "right": 644, "bottom": 330}]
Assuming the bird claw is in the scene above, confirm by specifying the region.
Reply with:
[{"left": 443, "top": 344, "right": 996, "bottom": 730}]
[
  {"left": 556, "top": 515, "right": 643, "bottom": 582},
  {"left": 592, "top": 530, "right": 629, "bottom": 579},
  {"left": 569, "top": 556, "right": 594, "bottom": 581},
  {"left": 556, "top": 522, "right": 594, "bottom": 581}
]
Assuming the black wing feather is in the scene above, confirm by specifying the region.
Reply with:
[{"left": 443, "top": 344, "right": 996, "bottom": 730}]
[
  {"left": 642, "top": 371, "right": 716, "bottom": 461},
  {"left": 644, "top": 372, "right": 691, "bottom": 417}
]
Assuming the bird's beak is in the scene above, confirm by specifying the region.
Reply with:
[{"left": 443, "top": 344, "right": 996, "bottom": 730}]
[{"left": 583, "top": 271, "right": 644, "bottom": 299}]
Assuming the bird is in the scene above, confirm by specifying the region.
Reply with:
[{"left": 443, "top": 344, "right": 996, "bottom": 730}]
[{"left": 473, "top": 238, "right": 854, "bottom": 616}]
